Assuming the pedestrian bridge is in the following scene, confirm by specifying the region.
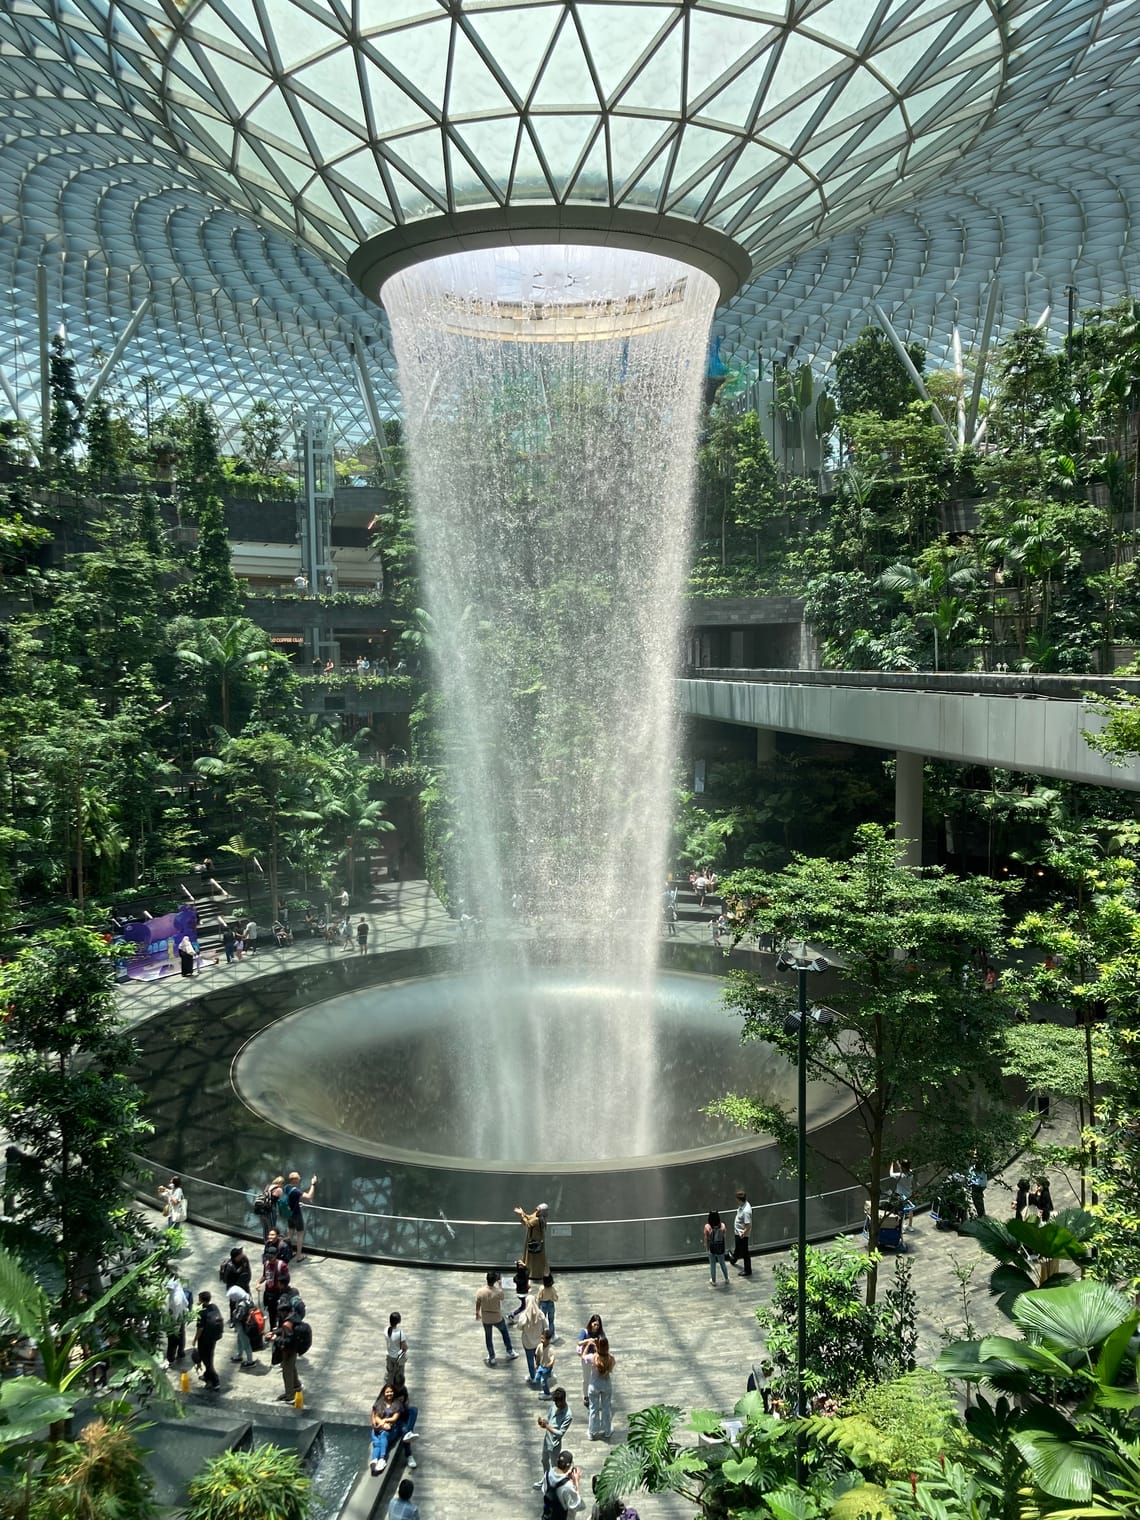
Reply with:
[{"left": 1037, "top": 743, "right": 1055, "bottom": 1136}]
[{"left": 677, "top": 668, "right": 1140, "bottom": 864}]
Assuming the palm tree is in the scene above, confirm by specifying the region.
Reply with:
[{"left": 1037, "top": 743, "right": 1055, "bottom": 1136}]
[
  {"left": 175, "top": 619, "right": 271, "bottom": 734},
  {"left": 320, "top": 777, "right": 394, "bottom": 898},
  {"left": 877, "top": 551, "right": 980, "bottom": 671}
]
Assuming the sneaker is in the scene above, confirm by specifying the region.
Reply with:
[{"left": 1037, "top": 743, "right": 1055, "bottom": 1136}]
[
  {"left": 374, "top": 1458, "right": 387, "bottom": 1474},
  {"left": 506, "top": 1350, "right": 519, "bottom": 1361},
  {"left": 486, "top": 1356, "right": 497, "bottom": 1366},
  {"left": 708, "top": 1281, "right": 717, "bottom": 1288},
  {"left": 231, "top": 1354, "right": 244, "bottom": 1362},
  {"left": 402, "top": 1432, "right": 419, "bottom": 1443},
  {"left": 406, "top": 1455, "right": 417, "bottom": 1470},
  {"left": 370, "top": 1463, "right": 381, "bottom": 1477}
]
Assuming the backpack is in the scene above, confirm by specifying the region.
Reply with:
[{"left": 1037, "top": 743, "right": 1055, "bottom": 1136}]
[
  {"left": 291, "top": 1319, "right": 313, "bottom": 1356},
  {"left": 277, "top": 1191, "right": 293, "bottom": 1223},
  {"left": 710, "top": 1223, "right": 726, "bottom": 1254},
  {"left": 200, "top": 1302, "right": 224, "bottom": 1339},
  {"left": 541, "top": 1473, "right": 571, "bottom": 1520},
  {"left": 252, "top": 1186, "right": 274, "bottom": 1218},
  {"left": 282, "top": 1292, "right": 306, "bottom": 1321},
  {"left": 248, "top": 1306, "right": 266, "bottom": 1338}
]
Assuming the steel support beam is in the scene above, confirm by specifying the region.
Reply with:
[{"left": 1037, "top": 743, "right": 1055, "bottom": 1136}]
[
  {"left": 349, "top": 340, "right": 395, "bottom": 486},
  {"left": 871, "top": 303, "right": 956, "bottom": 448},
  {"left": 36, "top": 264, "right": 50, "bottom": 459},
  {"left": 83, "top": 295, "right": 151, "bottom": 408},
  {"left": 965, "top": 282, "right": 999, "bottom": 444}
]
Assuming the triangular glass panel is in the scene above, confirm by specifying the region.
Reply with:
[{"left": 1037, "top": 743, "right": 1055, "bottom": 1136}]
[
  {"left": 900, "top": 81, "right": 957, "bottom": 132},
  {"left": 299, "top": 103, "right": 364, "bottom": 165},
  {"left": 190, "top": 0, "right": 263, "bottom": 54},
  {"left": 386, "top": 126, "right": 446, "bottom": 195},
  {"left": 189, "top": 109, "right": 236, "bottom": 165},
  {"left": 844, "top": 107, "right": 907, "bottom": 165},
  {"left": 361, "top": 55, "right": 434, "bottom": 138},
  {"left": 531, "top": 114, "right": 600, "bottom": 196},
  {"left": 204, "top": 47, "right": 269, "bottom": 116},
  {"left": 446, "top": 28, "right": 515, "bottom": 118},
  {"left": 607, "top": 111, "right": 671, "bottom": 189},
  {"left": 757, "top": 86, "right": 828, "bottom": 151},
  {"left": 762, "top": 29, "right": 840, "bottom": 112},
  {"left": 695, "top": 60, "right": 766, "bottom": 131},
  {"left": 618, "top": 137, "right": 674, "bottom": 209},
  {"left": 577, "top": 4, "right": 674, "bottom": 106},
  {"left": 870, "top": 18, "right": 948, "bottom": 89},
  {"left": 377, "top": 158, "right": 440, "bottom": 219},
  {"left": 324, "top": 144, "right": 386, "bottom": 203},
  {"left": 565, "top": 128, "right": 610, "bottom": 203},
  {"left": 823, "top": 62, "right": 893, "bottom": 127},
  {"left": 450, "top": 116, "right": 520, "bottom": 197},
  {"left": 268, "top": 3, "right": 337, "bottom": 73},
  {"left": 532, "top": 14, "right": 600, "bottom": 109},
  {"left": 686, "top": 9, "right": 765, "bottom": 103},
  {"left": 665, "top": 123, "right": 734, "bottom": 198},
  {"left": 801, "top": 0, "right": 874, "bottom": 51},
  {"left": 291, "top": 45, "right": 361, "bottom": 121},
  {"left": 466, "top": 6, "right": 561, "bottom": 106},
  {"left": 297, "top": 172, "right": 353, "bottom": 232},
  {"left": 667, "top": 161, "right": 730, "bottom": 217},
  {"left": 510, "top": 126, "right": 554, "bottom": 199},
  {"left": 445, "top": 136, "right": 501, "bottom": 207},
  {"left": 616, "top": 22, "right": 684, "bottom": 116},
  {"left": 359, "top": 1, "right": 444, "bottom": 28},
  {"left": 708, "top": 141, "right": 783, "bottom": 211},
  {"left": 371, "top": 15, "right": 450, "bottom": 112},
  {"left": 246, "top": 88, "right": 311, "bottom": 158}
]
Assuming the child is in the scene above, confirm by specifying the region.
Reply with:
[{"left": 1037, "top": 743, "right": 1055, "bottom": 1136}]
[
  {"left": 508, "top": 1259, "right": 529, "bottom": 1321},
  {"left": 538, "top": 1271, "right": 558, "bottom": 1338},
  {"left": 532, "top": 1327, "right": 555, "bottom": 1395}
]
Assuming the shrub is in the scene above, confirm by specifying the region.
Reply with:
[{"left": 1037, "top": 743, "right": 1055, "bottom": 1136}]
[
  {"left": 845, "top": 1369, "right": 963, "bottom": 1478},
  {"left": 185, "top": 1445, "right": 310, "bottom": 1520}
]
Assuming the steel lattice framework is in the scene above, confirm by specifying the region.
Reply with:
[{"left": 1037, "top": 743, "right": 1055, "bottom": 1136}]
[{"left": 2, "top": 0, "right": 1140, "bottom": 438}]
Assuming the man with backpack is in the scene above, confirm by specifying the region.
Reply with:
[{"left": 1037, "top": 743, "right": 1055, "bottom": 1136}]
[
  {"left": 273, "top": 1310, "right": 311, "bottom": 1402},
  {"left": 226, "top": 1284, "right": 263, "bottom": 1369},
  {"left": 219, "top": 1246, "right": 252, "bottom": 1296},
  {"left": 193, "top": 1291, "right": 224, "bottom": 1390},
  {"left": 540, "top": 1450, "right": 584, "bottom": 1515},
  {"left": 258, "top": 1242, "right": 291, "bottom": 1331}
]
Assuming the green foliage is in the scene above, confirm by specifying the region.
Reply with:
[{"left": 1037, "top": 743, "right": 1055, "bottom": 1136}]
[
  {"left": 27, "top": 1416, "right": 156, "bottom": 1520},
  {"left": 46, "top": 336, "right": 84, "bottom": 475},
  {"left": 238, "top": 400, "right": 283, "bottom": 476},
  {"left": 720, "top": 824, "right": 1023, "bottom": 1292},
  {"left": 188, "top": 494, "right": 244, "bottom": 619},
  {"left": 843, "top": 1371, "right": 964, "bottom": 1480},
  {"left": 757, "top": 1245, "right": 918, "bottom": 1405},
  {"left": 834, "top": 329, "right": 926, "bottom": 422},
  {"left": 185, "top": 1445, "right": 311, "bottom": 1520},
  {"left": 0, "top": 930, "right": 160, "bottom": 1309}
]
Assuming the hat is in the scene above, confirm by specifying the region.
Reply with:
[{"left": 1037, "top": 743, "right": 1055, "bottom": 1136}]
[
  {"left": 226, "top": 1285, "right": 247, "bottom": 1302},
  {"left": 229, "top": 1246, "right": 242, "bottom": 1258},
  {"left": 537, "top": 1202, "right": 549, "bottom": 1214}
]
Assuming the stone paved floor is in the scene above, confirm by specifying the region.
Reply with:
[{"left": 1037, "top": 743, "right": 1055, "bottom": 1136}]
[{"left": 123, "top": 883, "right": 1076, "bottom": 1519}]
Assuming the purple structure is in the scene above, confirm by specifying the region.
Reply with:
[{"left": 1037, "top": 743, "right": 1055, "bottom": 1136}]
[{"left": 117, "top": 907, "right": 198, "bottom": 981}]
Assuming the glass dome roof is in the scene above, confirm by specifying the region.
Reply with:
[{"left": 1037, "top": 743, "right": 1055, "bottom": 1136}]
[{"left": 1, "top": 1, "right": 1139, "bottom": 437}]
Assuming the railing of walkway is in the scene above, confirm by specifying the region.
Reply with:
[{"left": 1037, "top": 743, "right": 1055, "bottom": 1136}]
[{"left": 127, "top": 1162, "right": 869, "bottom": 1268}]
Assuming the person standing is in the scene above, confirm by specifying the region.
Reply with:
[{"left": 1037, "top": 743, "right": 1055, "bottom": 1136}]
[
  {"left": 258, "top": 1241, "right": 291, "bottom": 1331},
  {"left": 533, "top": 1328, "right": 556, "bottom": 1395},
  {"left": 284, "top": 1171, "right": 317, "bottom": 1261},
  {"left": 703, "top": 1209, "right": 729, "bottom": 1286},
  {"left": 387, "top": 1479, "right": 420, "bottom": 1520},
  {"left": 1034, "top": 1176, "right": 1054, "bottom": 1223},
  {"left": 159, "top": 1175, "right": 186, "bottom": 1228},
  {"left": 577, "top": 1315, "right": 604, "bottom": 1409},
  {"left": 967, "top": 1156, "right": 988, "bottom": 1218},
  {"left": 583, "top": 1336, "right": 615, "bottom": 1440},
  {"left": 518, "top": 1294, "right": 547, "bottom": 1382},
  {"left": 662, "top": 886, "right": 677, "bottom": 937},
  {"left": 538, "top": 1272, "right": 558, "bottom": 1338},
  {"left": 357, "top": 917, "right": 369, "bottom": 954},
  {"left": 193, "top": 1291, "right": 223, "bottom": 1389},
  {"left": 221, "top": 923, "right": 236, "bottom": 964},
  {"left": 177, "top": 933, "right": 196, "bottom": 977},
  {"left": 514, "top": 1201, "right": 550, "bottom": 1279},
  {"left": 1014, "top": 1176, "right": 1031, "bottom": 1220},
  {"left": 475, "top": 1268, "right": 518, "bottom": 1366},
  {"left": 385, "top": 1310, "right": 409, "bottom": 1385},
  {"left": 727, "top": 1189, "right": 753, "bottom": 1276},
  {"left": 243, "top": 918, "right": 258, "bottom": 956},
  {"left": 219, "top": 1245, "right": 252, "bottom": 1296},
  {"left": 541, "top": 1451, "right": 585, "bottom": 1514},
  {"left": 163, "top": 1272, "right": 189, "bottom": 1366},
  {"left": 338, "top": 888, "right": 350, "bottom": 914},
  {"left": 538, "top": 1386, "right": 573, "bottom": 1475},
  {"left": 226, "top": 1285, "right": 259, "bottom": 1369},
  {"left": 273, "top": 1312, "right": 303, "bottom": 1403}
]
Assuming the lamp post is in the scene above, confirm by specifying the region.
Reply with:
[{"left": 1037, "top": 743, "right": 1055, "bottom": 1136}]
[{"left": 777, "top": 941, "right": 830, "bottom": 1482}]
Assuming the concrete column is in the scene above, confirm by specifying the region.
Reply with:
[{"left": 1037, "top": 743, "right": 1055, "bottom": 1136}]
[
  {"left": 894, "top": 750, "right": 924, "bottom": 867},
  {"left": 756, "top": 727, "right": 777, "bottom": 763}
]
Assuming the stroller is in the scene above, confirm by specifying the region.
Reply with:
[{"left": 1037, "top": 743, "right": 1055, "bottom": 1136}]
[{"left": 930, "top": 1173, "right": 970, "bottom": 1230}]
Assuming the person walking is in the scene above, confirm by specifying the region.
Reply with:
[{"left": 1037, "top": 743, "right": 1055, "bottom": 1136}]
[
  {"left": 583, "top": 1336, "right": 615, "bottom": 1441},
  {"left": 538, "top": 1272, "right": 558, "bottom": 1338},
  {"left": 385, "top": 1310, "right": 409, "bottom": 1385},
  {"left": 533, "top": 1327, "right": 556, "bottom": 1395},
  {"left": 357, "top": 917, "right": 369, "bottom": 954},
  {"left": 193, "top": 1291, "right": 223, "bottom": 1390},
  {"left": 967, "top": 1156, "right": 988, "bottom": 1218},
  {"left": 518, "top": 1293, "right": 547, "bottom": 1383},
  {"left": 538, "top": 1386, "right": 573, "bottom": 1475},
  {"left": 727, "top": 1189, "right": 753, "bottom": 1276},
  {"left": 159, "top": 1174, "right": 186, "bottom": 1228},
  {"left": 475, "top": 1268, "right": 518, "bottom": 1366},
  {"left": 163, "top": 1272, "right": 189, "bottom": 1367},
  {"left": 703, "top": 1208, "right": 729, "bottom": 1286},
  {"left": 242, "top": 918, "right": 258, "bottom": 955},
  {"left": 221, "top": 923, "right": 236, "bottom": 964}
]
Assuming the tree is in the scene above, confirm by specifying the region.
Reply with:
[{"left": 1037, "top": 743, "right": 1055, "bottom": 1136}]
[
  {"left": 0, "top": 930, "right": 158, "bottom": 1310},
  {"left": 238, "top": 401, "right": 283, "bottom": 476},
  {"left": 83, "top": 399, "right": 122, "bottom": 491},
  {"left": 46, "top": 335, "right": 84, "bottom": 476},
  {"left": 834, "top": 328, "right": 926, "bottom": 422},
  {"left": 169, "top": 400, "right": 222, "bottom": 519},
  {"left": 718, "top": 823, "right": 1020, "bottom": 1300},
  {"left": 188, "top": 495, "right": 244, "bottom": 619},
  {"left": 173, "top": 617, "right": 274, "bottom": 735}
]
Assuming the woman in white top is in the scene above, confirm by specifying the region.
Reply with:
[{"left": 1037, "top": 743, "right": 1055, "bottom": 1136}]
[
  {"left": 159, "top": 1174, "right": 186, "bottom": 1227},
  {"left": 385, "top": 1311, "right": 409, "bottom": 1384}
]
